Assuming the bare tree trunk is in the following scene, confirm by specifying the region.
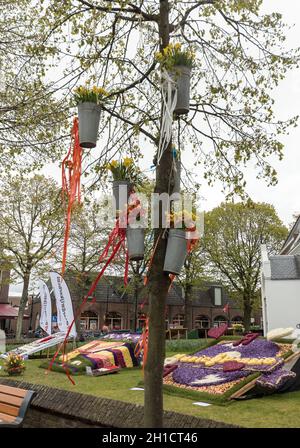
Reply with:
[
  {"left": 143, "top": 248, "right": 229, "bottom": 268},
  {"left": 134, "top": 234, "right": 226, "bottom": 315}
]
[
  {"left": 15, "top": 271, "right": 30, "bottom": 340},
  {"left": 243, "top": 293, "right": 252, "bottom": 332},
  {"left": 144, "top": 0, "right": 171, "bottom": 427},
  {"left": 184, "top": 285, "right": 193, "bottom": 332}
]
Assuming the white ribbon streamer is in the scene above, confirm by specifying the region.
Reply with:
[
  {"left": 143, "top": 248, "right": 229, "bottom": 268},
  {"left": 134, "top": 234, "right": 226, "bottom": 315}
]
[{"left": 157, "top": 69, "right": 177, "bottom": 166}]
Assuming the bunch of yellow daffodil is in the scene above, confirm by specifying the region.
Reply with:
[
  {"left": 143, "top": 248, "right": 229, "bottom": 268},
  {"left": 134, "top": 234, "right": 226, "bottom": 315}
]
[
  {"left": 74, "top": 84, "right": 109, "bottom": 105},
  {"left": 105, "top": 157, "right": 139, "bottom": 182},
  {"left": 155, "top": 42, "right": 195, "bottom": 69}
]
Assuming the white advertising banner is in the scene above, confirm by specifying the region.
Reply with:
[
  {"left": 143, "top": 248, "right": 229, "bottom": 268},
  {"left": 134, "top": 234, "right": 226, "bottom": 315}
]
[
  {"left": 0, "top": 332, "right": 69, "bottom": 360},
  {"left": 50, "top": 272, "right": 77, "bottom": 338},
  {"left": 39, "top": 280, "right": 52, "bottom": 335}
]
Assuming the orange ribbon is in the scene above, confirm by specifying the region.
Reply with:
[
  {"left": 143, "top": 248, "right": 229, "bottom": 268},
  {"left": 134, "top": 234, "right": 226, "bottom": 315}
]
[
  {"left": 61, "top": 117, "right": 82, "bottom": 276},
  {"left": 134, "top": 317, "right": 149, "bottom": 370},
  {"left": 48, "top": 215, "right": 132, "bottom": 384}
]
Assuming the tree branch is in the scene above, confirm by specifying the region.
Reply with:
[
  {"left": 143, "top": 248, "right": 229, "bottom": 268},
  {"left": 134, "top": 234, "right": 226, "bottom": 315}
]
[{"left": 76, "top": 0, "right": 159, "bottom": 22}]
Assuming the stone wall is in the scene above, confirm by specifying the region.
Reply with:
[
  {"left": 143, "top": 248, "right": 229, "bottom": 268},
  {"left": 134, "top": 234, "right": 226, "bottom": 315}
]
[{"left": 0, "top": 378, "right": 239, "bottom": 428}]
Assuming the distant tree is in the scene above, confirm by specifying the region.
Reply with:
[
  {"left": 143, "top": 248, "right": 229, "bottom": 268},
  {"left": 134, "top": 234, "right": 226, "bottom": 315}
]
[
  {"left": 203, "top": 201, "right": 288, "bottom": 330},
  {"left": 62, "top": 200, "right": 110, "bottom": 330},
  {"left": 0, "top": 175, "right": 64, "bottom": 339},
  {"left": 0, "top": 1, "right": 68, "bottom": 174}
]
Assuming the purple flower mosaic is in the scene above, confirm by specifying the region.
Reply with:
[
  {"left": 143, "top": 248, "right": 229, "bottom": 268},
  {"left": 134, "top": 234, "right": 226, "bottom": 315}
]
[
  {"left": 102, "top": 332, "right": 141, "bottom": 343},
  {"left": 172, "top": 339, "right": 287, "bottom": 388},
  {"left": 192, "top": 339, "right": 282, "bottom": 372},
  {"left": 172, "top": 364, "right": 250, "bottom": 387},
  {"left": 234, "top": 339, "right": 279, "bottom": 358},
  {"left": 256, "top": 368, "right": 296, "bottom": 391},
  {"left": 194, "top": 339, "right": 279, "bottom": 359}
]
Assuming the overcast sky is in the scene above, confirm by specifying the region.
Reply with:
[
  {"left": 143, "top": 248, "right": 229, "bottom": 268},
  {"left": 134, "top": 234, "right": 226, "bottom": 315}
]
[
  {"left": 9, "top": 0, "right": 300, "bottom": 294},
  {"left": 197, "top": 0, "right": 300, "bottom": 227}
]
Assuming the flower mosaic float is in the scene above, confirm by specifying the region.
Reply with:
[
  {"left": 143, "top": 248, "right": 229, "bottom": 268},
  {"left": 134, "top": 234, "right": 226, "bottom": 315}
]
[
  {"left": 163, "top": 336, "right": 295, "bottom": 400},
  {"left": 40, "top": 339, "right": 140, "bottom": 375}
]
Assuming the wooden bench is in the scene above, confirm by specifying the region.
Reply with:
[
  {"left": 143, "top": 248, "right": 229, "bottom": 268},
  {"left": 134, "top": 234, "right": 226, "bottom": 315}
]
[{"left": 0, "top": 384, "right": 35, "bottom": 427}]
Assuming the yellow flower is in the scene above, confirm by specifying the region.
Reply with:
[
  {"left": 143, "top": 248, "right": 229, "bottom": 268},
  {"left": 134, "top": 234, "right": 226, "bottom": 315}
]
[
  {"left": 174, "top": 43, "right": 181, "bottom": 50},
  {"left": 187, "top": 50, "right": 196, "bottom": 60},
  {"left": 95, "top": 86, "right": 108, "bottom": 96},
  {"left": 123, "top": 157, "right": 133, "bottom": 167},
  {"left": 110, "top": 160, "right": 118, "bottom": 168}
]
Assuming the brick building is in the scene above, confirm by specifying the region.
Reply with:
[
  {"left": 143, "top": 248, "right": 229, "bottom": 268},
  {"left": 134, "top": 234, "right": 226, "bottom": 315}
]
[{"left": 27, "top": 275, "right": 262, "bottom": 334}]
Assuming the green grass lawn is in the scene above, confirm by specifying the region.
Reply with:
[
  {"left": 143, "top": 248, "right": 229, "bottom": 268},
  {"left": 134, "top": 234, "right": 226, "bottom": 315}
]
[{"left": 1, "top": 355, "right": 300, "bottom": 428}]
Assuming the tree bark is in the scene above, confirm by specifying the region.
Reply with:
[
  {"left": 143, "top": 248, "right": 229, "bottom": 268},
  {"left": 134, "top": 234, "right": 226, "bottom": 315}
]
[
  {"left": 15, "top": 271, "right": 31, "bottom": 340},
  {"left": 243, "top": 294, "right": 252, "bottom": 332},
  {"left": 184, "top": 284, "right": 193, "bottom": 332},
  {"left": 144, "top": 0, "right": 171, "bottom": 428}
]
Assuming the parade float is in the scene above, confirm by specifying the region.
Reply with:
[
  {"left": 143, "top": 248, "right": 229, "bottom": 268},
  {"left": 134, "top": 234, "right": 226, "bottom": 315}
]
[
  {"left": 162, "top": 331, "right": 300, "bottom": 403},
  {"left": 40, "top": 339, "right": 140, "bottom": 376}
]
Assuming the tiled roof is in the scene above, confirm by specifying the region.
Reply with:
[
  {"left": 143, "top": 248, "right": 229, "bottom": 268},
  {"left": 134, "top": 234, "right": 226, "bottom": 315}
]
[
  {"left": 63, "top": 274, "right": 238, "bottom": 308},
  {"left": 270, "top": 255, "right": 300, "bottom": 280}
]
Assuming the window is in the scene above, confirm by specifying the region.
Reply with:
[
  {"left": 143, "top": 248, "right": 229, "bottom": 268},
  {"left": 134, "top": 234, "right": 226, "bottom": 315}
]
[
  {"left": 80, "top": 311, "right": 99, "bottom": 331},
  {"left": 214, "top": 287, "right": 222, "bottom": 306},
  {"left": 213, "top": 315, "right": 227, "bottom": 328},
  {"left": 106, "top": 311, "right": 122, "bottom": 330},
  {"left": 172, "top": 314, "right": 185, "bottom": 327},
  {"left": 195, "top": 315, "right": 210, "bottom": 329},
  {"left": 137, "top": 313, "right": 146, "bottom": 330},
  {"left": 231, "top": 316, "right": 243, "bottom": 323}
]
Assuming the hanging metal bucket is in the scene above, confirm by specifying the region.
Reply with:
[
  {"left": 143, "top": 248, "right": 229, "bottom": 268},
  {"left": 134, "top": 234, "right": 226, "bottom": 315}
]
[
  {"left": 172, "top": 65, "right": 191, "bottom": 116},
  {"left": 77, "top": 102, "right": 101, "bottom": 148},
  {"left": 163, "top": 228, "right": 188, "bottom": 275},
  {"left": 112, "top": 180, "right": 132, "bottom": 216},
  {"left": 126, "top": 227, "right": 145, "bottom": 261}
]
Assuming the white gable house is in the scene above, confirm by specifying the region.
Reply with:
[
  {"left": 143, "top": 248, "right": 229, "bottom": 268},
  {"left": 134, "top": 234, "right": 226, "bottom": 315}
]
[
  {"left": 261, "top": 216, "right": 300, "bottom": 337},
  {"left": 280, "top": 216, "right": 300, "bottom": 256}
]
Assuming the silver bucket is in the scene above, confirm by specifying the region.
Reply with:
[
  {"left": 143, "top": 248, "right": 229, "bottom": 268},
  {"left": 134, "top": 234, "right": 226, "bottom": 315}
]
[
  {"left": 112, "top": 180, "right": 132, "bottom": 216},
  {"left": 77, "top": 102, "right": 101, "bottom": 148},
  {"left": 163, "top": 228, "right": 188, "bottom": 275},
  {"left": 126, "top": 227, "right": 145, "bottom": 261},
  {"left": 172, "top": 65, "right": 191, "bottom": 116}
]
